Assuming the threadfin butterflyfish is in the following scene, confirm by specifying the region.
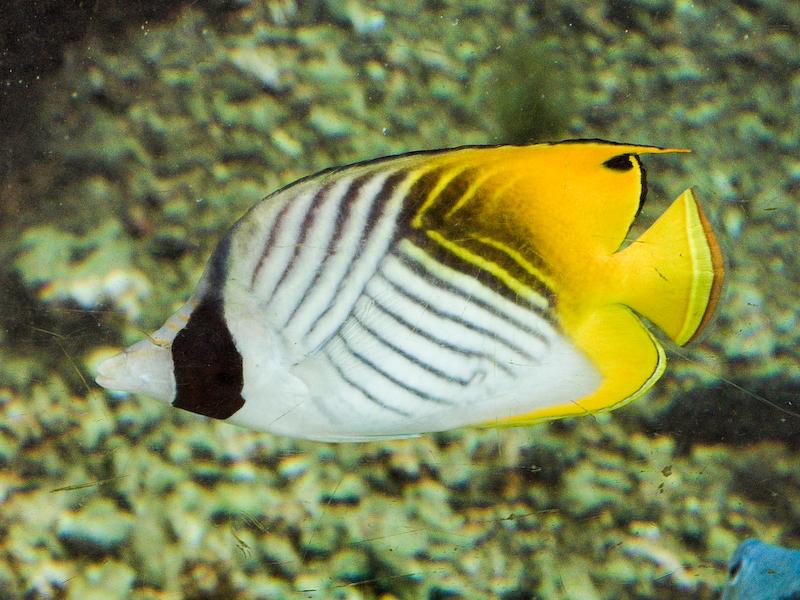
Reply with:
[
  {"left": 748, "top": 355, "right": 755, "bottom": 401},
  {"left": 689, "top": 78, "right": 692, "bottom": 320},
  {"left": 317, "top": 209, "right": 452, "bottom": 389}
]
[{"left": 96, "top": 140, "right": 724, "bottom": 442}]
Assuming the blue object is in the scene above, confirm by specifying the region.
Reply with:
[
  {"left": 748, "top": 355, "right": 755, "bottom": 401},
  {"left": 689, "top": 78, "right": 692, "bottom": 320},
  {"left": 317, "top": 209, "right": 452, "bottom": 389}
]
[{"left": 722, "top": 539, "right": 800, "bottom": 600}]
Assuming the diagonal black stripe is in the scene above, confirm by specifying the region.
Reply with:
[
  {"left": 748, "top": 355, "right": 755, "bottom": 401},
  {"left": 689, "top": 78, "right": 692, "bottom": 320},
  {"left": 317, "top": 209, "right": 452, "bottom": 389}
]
[
  {"left": 460, "top": 236, "right": 554, "bottom": 302},
  {"left": 269, "top": 180, "right": 334, "bottom": 301},
  {"left": 405, "top": 230, "right": 553, "bottom": 320},
  {"left": 375, "top": 270, "right": 534, "bottom": 361},
  {"left": 407, "top": 166, "right": 476, "bottom": 229},
  {"left": 360, "top": 170, "right": 408, "bottom": 245},
  {"left": 364, "top": 290, "right": 514, "bottom": 376},
  {"left": 351, "top": 312, "right": 470, "bottom": 386},
  {"left": 387, "top": 159, "right": 554, "bottom": 315},
  {"left": 337, "top": 332, "right": 453, "bottom": 406},
  {"left": 324, "top": 347, "right": 410, "bottom": 417},
  {"left": 396, "top": 245, "right": 552, "bottom": 338},
  {"left": 305, "top": 169, "right": 408, "bottom": 346},
  {"left": 282, "top": 173, "right": 371, "bottom": 328},
  {"left": 393, "top": 167, "right": 447, "bottom": 236},
  {"left": 249, "top": 198, "right": 294, "bottom": 290}
]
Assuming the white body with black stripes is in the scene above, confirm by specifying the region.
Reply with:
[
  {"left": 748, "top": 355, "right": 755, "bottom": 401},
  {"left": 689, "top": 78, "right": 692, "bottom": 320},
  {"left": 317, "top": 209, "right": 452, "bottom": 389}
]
[
  {"left": 97, "top": 141, "right": 723, "bottom": 442},
  {"left": 98, "top": 150, "right": 598, "bottom": 441}
]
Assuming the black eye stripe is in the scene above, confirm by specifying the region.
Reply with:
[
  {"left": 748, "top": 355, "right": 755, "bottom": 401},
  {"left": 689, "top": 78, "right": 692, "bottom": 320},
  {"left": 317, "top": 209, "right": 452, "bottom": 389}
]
[
  {"left": 171, "top": 235, "right": 245, "bottom": 420},
  {"left": 171, "top": 294, "right": 245, "bottom": 420},
  {"left": 603, "top": 154, "right": 634, "bottom": 171}
]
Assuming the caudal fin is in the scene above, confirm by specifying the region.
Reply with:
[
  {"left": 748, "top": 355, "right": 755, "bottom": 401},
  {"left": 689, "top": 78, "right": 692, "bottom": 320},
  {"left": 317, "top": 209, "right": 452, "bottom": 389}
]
[{"left": 613, "top": 188, "right": 724, "bottom": 345}]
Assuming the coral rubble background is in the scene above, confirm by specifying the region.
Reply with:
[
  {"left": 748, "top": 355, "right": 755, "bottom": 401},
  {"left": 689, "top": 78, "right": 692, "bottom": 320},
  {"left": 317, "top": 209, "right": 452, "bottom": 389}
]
[{"left": 1, "top": 1, "right": 798, "bottom": 598}]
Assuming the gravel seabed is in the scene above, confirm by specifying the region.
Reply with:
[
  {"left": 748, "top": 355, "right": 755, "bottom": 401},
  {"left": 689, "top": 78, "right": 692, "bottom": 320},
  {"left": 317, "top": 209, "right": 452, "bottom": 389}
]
[{"left": 1, "top": 1, "right": 798, "bottom": 598}]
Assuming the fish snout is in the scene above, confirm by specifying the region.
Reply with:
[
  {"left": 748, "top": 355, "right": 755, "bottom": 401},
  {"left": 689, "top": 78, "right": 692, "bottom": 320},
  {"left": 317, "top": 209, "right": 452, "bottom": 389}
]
[{"left": 95, "top": 339, "right": 176, "bottom": 403}]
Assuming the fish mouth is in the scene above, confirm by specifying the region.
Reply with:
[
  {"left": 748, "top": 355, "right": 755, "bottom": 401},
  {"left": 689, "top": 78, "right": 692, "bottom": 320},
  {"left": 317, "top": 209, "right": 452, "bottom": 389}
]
[
  {"left": 94, "top": 339, "right": 176, "bottom": 402},
  {"left": 95, "top": 356, "right": 115, "bottom": 388},
  {"left": 95, "top": 352, "right": 132, "bottom": 390}
]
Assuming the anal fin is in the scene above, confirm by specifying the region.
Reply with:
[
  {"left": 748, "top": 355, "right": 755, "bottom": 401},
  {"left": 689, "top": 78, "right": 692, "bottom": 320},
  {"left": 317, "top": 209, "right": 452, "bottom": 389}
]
[{"left": 486, "top": 304, "right": 665, "bottom": 426}]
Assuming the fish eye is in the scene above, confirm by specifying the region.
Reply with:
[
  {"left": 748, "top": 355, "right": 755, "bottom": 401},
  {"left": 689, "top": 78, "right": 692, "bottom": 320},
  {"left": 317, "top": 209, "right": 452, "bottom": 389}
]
[
  {"left": 215, "top": 371, "right": 237, "bottom": 386},
  {"left": 602, "top": 154, "right": 634, "bottom": 171},
  {"left": 728, "top": 559, "right": 742, "bottom": 580}
]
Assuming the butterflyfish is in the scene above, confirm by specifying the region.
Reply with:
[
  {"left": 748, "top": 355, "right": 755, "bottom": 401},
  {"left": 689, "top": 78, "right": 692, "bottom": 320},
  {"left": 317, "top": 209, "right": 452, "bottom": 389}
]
[{"left": 96, "top": 140, "right": 724, "bottom": 442}]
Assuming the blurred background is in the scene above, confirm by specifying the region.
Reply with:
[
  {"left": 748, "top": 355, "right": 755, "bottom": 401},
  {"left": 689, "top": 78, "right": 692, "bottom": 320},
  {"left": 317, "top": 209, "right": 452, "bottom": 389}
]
[{"left": 0, "top": 1, "right": 798, "bottom": 598}]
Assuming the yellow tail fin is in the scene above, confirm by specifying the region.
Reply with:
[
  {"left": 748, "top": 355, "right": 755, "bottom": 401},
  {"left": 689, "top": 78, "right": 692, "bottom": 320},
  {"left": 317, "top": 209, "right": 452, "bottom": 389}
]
[
  {"left": 476, "top": 188, "right": 723, "bottom": 429},
  {"left": 611, "top": 188, "right": 724, "bottom": 345}
]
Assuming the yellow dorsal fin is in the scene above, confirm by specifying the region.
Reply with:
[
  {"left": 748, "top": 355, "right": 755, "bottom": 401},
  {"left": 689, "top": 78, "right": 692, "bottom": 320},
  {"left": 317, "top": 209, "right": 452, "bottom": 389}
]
[
  {"left": 516, "top": 142, "right": 689, "bottom": 257},
  {"left": 413, "top": 142, "right": 690, "bottom": 271},
  {"left": 484, "top": 188, "right": 724, "bottom": 429}
]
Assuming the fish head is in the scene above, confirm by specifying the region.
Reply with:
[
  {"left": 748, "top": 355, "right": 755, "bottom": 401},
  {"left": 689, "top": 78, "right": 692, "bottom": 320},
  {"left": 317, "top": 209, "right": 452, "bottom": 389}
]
[
  {"left": 96, "top": 289, "right": 247, "bottom": 420},
  {"left": 95, "top": 336, "right": 176, "bottom": 403},
  {"left": 94, "top": 297, "right": 197, "bottom": 404}
]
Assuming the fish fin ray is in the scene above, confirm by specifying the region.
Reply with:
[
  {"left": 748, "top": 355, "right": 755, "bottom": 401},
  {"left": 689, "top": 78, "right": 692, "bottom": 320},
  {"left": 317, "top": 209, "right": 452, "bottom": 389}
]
[{"left": 611, "top": 188, "right": 724, "bottom": 345}]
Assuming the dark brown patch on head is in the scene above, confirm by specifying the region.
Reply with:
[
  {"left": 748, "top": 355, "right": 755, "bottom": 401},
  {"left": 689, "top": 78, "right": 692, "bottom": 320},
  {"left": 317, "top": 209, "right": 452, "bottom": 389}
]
[
  {"left": 171, "top": 295, "right": 244, "bottom": 419},
  {"left": 171, "top": 233, "right": 244, "bottom": 420}
]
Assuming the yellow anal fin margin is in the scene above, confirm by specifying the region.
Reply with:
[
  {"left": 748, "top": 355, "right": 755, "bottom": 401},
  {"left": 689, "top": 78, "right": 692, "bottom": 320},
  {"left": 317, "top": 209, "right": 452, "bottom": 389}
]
[{"left": 485, "top": 304, "right": 665, "bottom": 427}]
